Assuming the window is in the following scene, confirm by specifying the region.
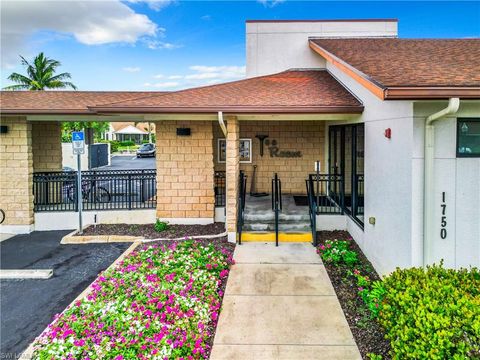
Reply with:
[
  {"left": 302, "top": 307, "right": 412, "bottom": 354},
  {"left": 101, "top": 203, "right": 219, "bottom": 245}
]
[
  {"left": 218, "top": 139, "right": 252, "bottom": 163},
  {"left": 457, "top": 118, "right": 480, "bottom": 157}
]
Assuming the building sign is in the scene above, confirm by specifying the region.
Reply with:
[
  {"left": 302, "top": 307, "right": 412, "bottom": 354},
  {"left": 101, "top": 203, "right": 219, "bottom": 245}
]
[
  {"left": 440, "top": 191, "right": 447, "bottom": 239},
  {"left": 218, "top": 139, "right": 252, "bottom": 163},
  {"left": 265, "top": 139, "right": 302, "bottom": 158}
]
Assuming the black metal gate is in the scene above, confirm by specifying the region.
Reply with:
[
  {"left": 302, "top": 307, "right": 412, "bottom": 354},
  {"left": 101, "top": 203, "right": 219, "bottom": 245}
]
[{"left": 89, "top": 143, "right": 109, "bottom": 169}]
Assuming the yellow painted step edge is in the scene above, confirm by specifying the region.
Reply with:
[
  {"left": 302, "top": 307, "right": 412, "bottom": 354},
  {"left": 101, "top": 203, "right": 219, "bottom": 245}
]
[{"left": 241, "top": 232, "right": 312, "bottom": 242}]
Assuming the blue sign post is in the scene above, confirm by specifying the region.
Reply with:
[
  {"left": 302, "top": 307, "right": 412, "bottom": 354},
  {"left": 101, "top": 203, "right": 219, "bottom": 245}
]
[{"left": 72, "top": 131, "right": 85, "bottom": 234}]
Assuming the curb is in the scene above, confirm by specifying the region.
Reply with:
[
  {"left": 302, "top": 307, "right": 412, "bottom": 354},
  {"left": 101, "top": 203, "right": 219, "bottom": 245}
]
[
  {"left": 0, "top": 269, "right": 53, "bottom": 279},
  {"left": 22, "top": 241, "right": 141, "bottom": 359},
  {"left": 61, "top": 229, "right": 144, "bottom": 244}
]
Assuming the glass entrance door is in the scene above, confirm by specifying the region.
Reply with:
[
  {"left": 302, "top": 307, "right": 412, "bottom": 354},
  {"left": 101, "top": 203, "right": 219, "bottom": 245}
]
[{"left": 328, "top": 123, "right": 365, "bottom": 227}]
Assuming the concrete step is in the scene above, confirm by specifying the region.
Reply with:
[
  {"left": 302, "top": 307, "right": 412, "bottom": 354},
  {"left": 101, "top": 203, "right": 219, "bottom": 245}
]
[
  {"left": 240, "top": 231, "right": 313, "bottom": 242},
  {"left": 243, "top": 222, "right": 311, "bottom": 232},
  {"left": 244, "top": 212, "right": 310, "bottom": 222}
]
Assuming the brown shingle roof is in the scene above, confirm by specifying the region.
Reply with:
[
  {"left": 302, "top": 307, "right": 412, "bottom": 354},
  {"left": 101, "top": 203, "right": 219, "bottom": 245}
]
[
  {"left": 310, "top": 38, "right": 480, "bottom": 99},
  {"left": 0, "top": 91, "right": 164, "bottom": 114},
  {"left": 92, "top": 70, "right": 363, "bottom": 113}
]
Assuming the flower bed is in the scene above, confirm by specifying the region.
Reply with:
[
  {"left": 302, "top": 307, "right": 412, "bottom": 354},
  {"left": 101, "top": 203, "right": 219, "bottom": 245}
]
[
  {"left": 316, "top": 231, "right": 390, "bottom": 359},
  {"left": 317, "top": 231, "right": 480, "bottom": 360},
  {"left": 32, "top": 239, "right": 235, "bottom": 359}
]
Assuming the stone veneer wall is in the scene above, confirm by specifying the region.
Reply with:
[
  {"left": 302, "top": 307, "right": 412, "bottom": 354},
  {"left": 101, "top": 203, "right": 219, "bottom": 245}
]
[
  {"left": 225, "top": 116, "right": 240, "bottom": 234},
  {"left": 0, "top": 116, "right": 34, "bottom": 227},
  {"left": 214, "top": 121, "right": 326, "bottom": 194},
  {"left": 32, "top": 122, "right": 62, "bottom": 172},
  {"left": 156, "top": 121, "right": 215, "bottom": 220}
]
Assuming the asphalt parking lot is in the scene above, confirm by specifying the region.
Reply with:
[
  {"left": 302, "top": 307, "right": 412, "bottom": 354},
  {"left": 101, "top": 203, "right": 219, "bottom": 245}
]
[
  {"left": 0, "top": 231, "right": 130, "bottom": 356},
  {"left": 103, "top": 155, "right": 156, "bottom": 170}
]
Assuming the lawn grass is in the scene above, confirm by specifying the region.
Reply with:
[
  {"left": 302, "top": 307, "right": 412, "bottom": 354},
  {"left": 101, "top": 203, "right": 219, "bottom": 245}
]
[{"left": 32, "top": 240, "right": 234, "bottom": 359}]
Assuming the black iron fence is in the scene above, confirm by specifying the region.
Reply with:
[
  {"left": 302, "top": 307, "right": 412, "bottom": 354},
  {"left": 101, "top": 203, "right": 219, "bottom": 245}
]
[
  {"left": 307, "top": 174, "right": 344, "bottom": 214},
  {"left": 307, "top": 173, "right": 364, "bottom": 227},
  {"left": 33, "top": 169, "right": 156, "bottom": 212},
  {"left": 214, "top": 171, "right": 226, "bottom": 207}
]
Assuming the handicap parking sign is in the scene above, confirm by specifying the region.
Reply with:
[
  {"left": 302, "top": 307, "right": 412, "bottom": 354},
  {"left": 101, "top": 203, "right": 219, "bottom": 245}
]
[
  {"left": 72, "top": 131, "right": 84, "bottom": 141},
  {"left": 72, "top": 131, "right": 85, "bottom": 154}
]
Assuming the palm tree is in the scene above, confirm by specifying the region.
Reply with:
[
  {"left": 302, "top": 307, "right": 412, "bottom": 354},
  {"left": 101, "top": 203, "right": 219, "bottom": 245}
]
[{"left": 3, "top": 52, "right": 77, "bottom": 90}]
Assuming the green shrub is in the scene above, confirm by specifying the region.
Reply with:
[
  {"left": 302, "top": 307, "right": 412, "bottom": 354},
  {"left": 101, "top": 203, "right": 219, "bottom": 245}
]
[
  {"left": 317, "top": 239, "right": 358, "bottom": 267},
  {"left": 119, "top": 140, "right": 135, "bottom": 147},
  {"left": 379, "top": 264, "right": 480, "bottom": 359},
  {"left": 350, "top": 269, "right": 386, "bottom": 318},
  {"left": 154, "top": 219, "right": 169, "bottom": 233},
  {"left": 109, "top": 141, "right": 120, "bottom": 153}
]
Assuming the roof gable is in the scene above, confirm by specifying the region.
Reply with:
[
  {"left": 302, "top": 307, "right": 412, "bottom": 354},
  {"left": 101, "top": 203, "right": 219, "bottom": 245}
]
[{"left": 310, "top": 38, "right": 480, "bottom": 99}]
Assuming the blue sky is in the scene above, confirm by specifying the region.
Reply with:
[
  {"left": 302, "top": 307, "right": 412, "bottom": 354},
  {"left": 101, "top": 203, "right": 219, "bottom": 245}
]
[{"left": 1, "top": 1, "right": 479, "bottom": 91}]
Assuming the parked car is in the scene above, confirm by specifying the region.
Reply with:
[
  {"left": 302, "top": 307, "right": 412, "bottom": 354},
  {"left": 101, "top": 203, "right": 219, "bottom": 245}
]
[{"left": 136, "top": 143, "right": 156, "bottom": 158}]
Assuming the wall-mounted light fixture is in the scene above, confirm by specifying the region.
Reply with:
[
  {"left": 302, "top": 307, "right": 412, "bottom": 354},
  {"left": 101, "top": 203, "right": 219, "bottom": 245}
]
[{"left": 176, "top": 128, "right": 191, "bottom": 136}]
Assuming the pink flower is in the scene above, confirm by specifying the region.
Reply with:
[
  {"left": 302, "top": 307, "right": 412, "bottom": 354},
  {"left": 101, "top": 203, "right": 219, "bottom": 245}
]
[
  {"left": 164, "top": 273, "right": 176, "bottom": 282},
  {"left": 73, "top": 339, "right": 85, "bottom": 347},
  {"left": 206, "top": 264, "right": 213, "bottom": 270}
]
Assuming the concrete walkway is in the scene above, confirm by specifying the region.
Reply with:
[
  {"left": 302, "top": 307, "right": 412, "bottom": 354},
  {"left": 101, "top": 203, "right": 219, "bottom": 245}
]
[{"left": 211, "top": 243, "right": 361, "bottom": 360}]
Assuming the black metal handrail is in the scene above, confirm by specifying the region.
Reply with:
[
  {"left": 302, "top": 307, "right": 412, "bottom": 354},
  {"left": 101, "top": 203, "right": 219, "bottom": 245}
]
[
  {"left": 305, "top": 179, "right": 317, "bottom": 246},
  {"left": 237, "top": 171, "right": 247, "bottom": 245},
  {"left": 271, "top": 173, "right": 282, "bottom": 247},
  {"left": 308, "top": 173, "right": 364, "bottom": 228},
  {"left": 33, "top": 169, "right": 156, "bottom": 212},
  {"left": 308, "top": 174, "right": 344, "bottom": 214}
]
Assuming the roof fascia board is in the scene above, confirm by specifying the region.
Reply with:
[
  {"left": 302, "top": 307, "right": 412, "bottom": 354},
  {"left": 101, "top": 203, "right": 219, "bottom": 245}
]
[
  {"left": 93, "top": 105, "right": 364, "bottom": 114},
  {"left": 309, "top": 41, "right": 386, "bottom": 100},
  {"left": 385, "top": 87, "right": 480, "bottom": 99},
  {"left": 24, "top": 114, "right": 145, "bottom": 122}
]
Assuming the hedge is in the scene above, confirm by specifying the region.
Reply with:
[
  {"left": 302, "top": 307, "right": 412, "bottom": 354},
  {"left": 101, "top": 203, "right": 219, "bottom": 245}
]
[{"left": 379, "top": 264, "right": 480, "bottom": 359}]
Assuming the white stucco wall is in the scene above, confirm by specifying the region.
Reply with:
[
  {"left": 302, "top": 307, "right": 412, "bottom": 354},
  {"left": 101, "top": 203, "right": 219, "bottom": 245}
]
[
  {"left": 62, "top": 143, "right": 89, "bottom": 170},
  {"left": 413, "top": 101, "right": 480, "bottom": 270},
  {"left": 246, "top": 20, "right": 398, "bottom": 77},
  {"left": 325, "top": 62, "right": 414, "bottom": 276}
]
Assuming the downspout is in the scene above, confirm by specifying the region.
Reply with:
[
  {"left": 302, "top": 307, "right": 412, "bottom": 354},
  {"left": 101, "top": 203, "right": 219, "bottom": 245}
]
[
  {"left": 217, "top": 112, "right": 228, "bottom": 226},
  {"left": 218, "top": 111, "right": 227, "bottom": 137},
  {"left": 423, "top": 98, "right": 459, "bottom": 266}
]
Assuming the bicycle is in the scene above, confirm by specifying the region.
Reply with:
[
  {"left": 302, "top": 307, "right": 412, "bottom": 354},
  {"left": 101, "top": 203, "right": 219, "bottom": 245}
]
[
  {"left": 0, "top": 209, "right": 5, "bottom": 224},
  {"left": 67, "top": 179, "right": 111, "bottom": 203}
]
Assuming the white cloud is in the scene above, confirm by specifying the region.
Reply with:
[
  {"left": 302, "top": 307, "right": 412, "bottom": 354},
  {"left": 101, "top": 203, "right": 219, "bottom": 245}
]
[
  {"left": 0, "top": 0, "right": 167, "bottom": 68},
  {"left": 145, "top": 65, "right": 245, "bottom": 90},
  {"left": 186, "top": 65, "right": 246, "bottom": 81},
  {"left": 201, "top": 15, "right": 211, "bottom": 21},
  {"left": 123, "top": 66, "right": 141, "bottom": 72},
  {"left": 257, "top": 0, "right": 285, "bottom": 7},
  {"left": 126, "top": 0, "right": 174, "bottom": 11},
  {"left": 143, "top": 39, "right": 182, "bottom": 50},
  {"left": 144, "top": 81, "right": 179, "bottom": 88}
]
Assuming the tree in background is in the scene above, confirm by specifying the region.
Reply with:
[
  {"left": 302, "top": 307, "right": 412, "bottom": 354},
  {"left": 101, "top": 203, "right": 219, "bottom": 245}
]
[
  {"left": 3, "top": 52, "right": 77, "bottom": 90},
  {"left": 62, "top": 122, "right": 110, "bottom": 143}
]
